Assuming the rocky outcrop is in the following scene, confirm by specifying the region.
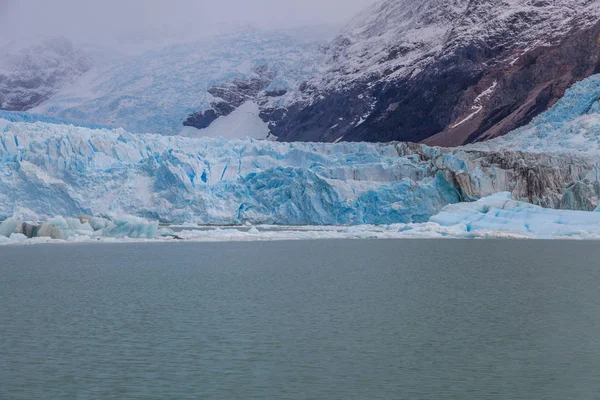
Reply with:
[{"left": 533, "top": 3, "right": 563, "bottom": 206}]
[
  {"left": 183, "top": 65, "right": 277, "bottom": 130},
  {"left": 267, "top": 0, "right": 600, "bottom": 145}
]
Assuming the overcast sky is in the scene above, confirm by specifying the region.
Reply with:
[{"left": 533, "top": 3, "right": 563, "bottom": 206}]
[{"left": 0, "top": 0, "right": 376, "bottom": 45}]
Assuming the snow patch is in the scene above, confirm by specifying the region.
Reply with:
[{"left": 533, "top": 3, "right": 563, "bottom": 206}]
[
  {"left": 451, "top": 81, "right": 497, "bottom": 129},
  {"left": 181, "top": 102, "right": 269, "bottom": 140}
]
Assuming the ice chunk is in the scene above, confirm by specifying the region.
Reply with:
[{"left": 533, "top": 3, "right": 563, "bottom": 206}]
[
  {"left": 9, "top": 233, "right": 28, "bottom": 242},
  {"left": 0, "top": 218, "right": 19, "bottom": 237},
  {"left": 430, "top": 192, "right": 600, "bottom": 239},
  {"left": 89, "top": 217, "right": 110, "bottom": 231},
  {"left": 37, "top": 216, "right": 73, "bottom": 239},
  {"left": 100, "top": 216, "right": 159, "bottom": 239}
]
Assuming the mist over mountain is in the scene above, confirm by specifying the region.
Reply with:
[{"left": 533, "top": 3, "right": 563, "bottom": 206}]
[{"left": 2, "top": 0, "right": 600, "bottom": 147}]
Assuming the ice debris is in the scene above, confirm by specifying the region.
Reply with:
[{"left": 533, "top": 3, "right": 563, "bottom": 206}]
[
  {"left": 0, "top": 215, "right": 158, "bottom": 241},
  {"left": 4, "top": 193, "right": 600, "bottom": 244}
]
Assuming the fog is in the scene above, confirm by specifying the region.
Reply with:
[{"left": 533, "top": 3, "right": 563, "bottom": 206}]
[{"left": 0, "top": 0, "right": 376, "bottom": 45}]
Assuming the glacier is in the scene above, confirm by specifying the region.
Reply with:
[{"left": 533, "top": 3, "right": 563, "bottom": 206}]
[
  {"left": 0, "top": 117, "right": 463, "bottom": 224},
  {"left": 3, "top": 69, "right": 600, "bottom": 225},
  {"left": 2, "top": 73, "right": 600, "bottom": 242}
]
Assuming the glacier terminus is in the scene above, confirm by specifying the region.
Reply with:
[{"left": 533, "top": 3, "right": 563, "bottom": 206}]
[{"left": 2, "top": 73, "right": 600, "bottom": 242}]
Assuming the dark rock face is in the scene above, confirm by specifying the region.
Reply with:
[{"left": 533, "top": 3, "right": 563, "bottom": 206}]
[
  {"left": 183, "top": 109, "right": 219, "bottom": 130},
  {"left": 267, "top": 0, "right": 600, "bottom": 145},
  {"left": 427, "top": 21, "right": 600, "bottom": 146},
  {"left": 183, "top": 65, "right": 276, "bottom": 130},
  {"left": 265, "top": 88, "right": 287, "bottom": 97}
]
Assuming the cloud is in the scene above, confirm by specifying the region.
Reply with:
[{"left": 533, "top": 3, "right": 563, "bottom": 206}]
[{"left": 0, "top": 0, "right": 376, "bottom": 44}]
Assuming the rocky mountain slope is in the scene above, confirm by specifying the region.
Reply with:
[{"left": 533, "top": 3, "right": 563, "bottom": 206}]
[
  {"left": 0, "top": 37, "right": 90, "bottom": 111},
  {"left": 267, "top": 0, "right": 600, "bottom": 145},
  {"left": 31, "top": 28, "right": 324, "bottom": 135}
]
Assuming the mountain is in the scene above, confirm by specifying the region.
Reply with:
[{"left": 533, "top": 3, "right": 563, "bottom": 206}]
[
  {"left": 0, "top": 37, "right": 91, "bottom": 111},
  {"left": 30, "top": 28, "right": 325, "bottom": 135},
  {"left": 266, "top": 0, "right": 600, "bottom": 145},
  {"left": 4, "top": 1, "right": 600, "bottom": 146}
]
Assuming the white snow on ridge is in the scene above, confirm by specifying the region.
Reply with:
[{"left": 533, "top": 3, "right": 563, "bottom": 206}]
[
  {"left": 302, "top": 0, "right": 600, "bottom": 99},
  {"left": 451, "top": 81, "right": 497, "bottom": 129}
]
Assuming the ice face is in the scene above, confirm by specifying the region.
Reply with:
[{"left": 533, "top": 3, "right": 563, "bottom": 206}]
[{"left": 0, "top": 118, "right": 463, "bottom": 225}]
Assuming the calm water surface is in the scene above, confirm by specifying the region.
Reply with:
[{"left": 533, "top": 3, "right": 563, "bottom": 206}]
[{"left": 1, "top": 240, "right": 600, "bottom": 399}]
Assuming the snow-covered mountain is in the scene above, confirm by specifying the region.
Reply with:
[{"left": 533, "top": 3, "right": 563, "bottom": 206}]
[
  {"left": 3, "top": 1, "right": 600, "bottom": 146},
  {"left": 30, "top": 28, "right": 325, "bottom": 135},
  {"left": 0, "top": 37, "right": 91, "bottom": 111},
  {"left": 268, "top": 0, "right": 600, "bottom": 144}
]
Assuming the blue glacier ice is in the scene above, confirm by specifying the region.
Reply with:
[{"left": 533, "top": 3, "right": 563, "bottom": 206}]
[
  {"left": 0, "top": 110, "right": 109, "bottom": 130},
  {"left": 0, "top": 117, "right": 463, "bottom": 225}
]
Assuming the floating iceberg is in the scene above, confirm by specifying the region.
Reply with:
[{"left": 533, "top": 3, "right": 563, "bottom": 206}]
[
  {"left": 100, "top": 216, "right": 158, "bottom": 239},
  {"left": 429, "top": 193, "right": 600, "bottom": 239}
]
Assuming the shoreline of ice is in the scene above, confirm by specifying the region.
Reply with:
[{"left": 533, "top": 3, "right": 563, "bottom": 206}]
[{"left": 3, "top": 193, "right": 600, "bottom": 246}]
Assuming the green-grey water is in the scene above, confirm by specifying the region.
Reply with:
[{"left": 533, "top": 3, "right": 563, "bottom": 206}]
[{"left": 1, "top": 240, "right": 600, "bottom": 399}]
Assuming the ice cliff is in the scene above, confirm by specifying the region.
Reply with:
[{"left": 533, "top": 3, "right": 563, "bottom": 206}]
[{"left": 0, "top": 117, "right": 462, "bottom": 224}]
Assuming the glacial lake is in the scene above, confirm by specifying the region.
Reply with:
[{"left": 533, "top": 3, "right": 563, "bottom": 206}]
[{"left": 1, "top": 239, "right": 600, "bottom": 399}]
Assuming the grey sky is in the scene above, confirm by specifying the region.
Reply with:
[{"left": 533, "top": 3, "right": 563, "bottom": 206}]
[{"left": 0, "top": 0, "right": 376, "bottom": 45}]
